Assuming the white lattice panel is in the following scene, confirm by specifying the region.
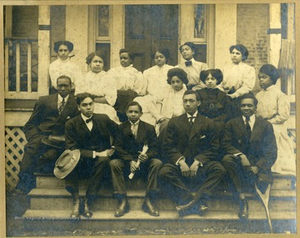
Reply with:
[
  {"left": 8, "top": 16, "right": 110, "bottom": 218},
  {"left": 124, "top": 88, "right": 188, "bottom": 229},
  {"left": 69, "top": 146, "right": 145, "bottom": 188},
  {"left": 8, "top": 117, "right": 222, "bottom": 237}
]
[{"left": 5, "top": 127, "right": 27, "bottom": 188}]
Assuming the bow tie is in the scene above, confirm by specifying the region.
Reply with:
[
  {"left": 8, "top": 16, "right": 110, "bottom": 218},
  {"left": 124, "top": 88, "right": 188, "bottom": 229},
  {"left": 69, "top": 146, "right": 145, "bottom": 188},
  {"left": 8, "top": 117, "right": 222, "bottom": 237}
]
[
  {"left": 185, "top": 61, "right": 192, "bottom": 66},
  {"left": 86, "top": 117, "right": 93, "bottom": 123}
]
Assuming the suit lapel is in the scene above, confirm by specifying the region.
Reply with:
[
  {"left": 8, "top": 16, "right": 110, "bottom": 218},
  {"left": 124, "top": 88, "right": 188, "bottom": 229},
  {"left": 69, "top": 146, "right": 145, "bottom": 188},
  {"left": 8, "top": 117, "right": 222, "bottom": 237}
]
[
  {"left": 136, "top": 121, "right": 147, "bottom": 144},
  {"left": 79, "top": 115, "right": 92, "bottom": 134},
  {"left": 179, "top": 114, "right": 191, "bottom": 138},
  {"left": 250, "top": 116, "right": 260, "bottom": 142},
  {"left": 189, "top": 114, "right": 202, "bottom": 140}
]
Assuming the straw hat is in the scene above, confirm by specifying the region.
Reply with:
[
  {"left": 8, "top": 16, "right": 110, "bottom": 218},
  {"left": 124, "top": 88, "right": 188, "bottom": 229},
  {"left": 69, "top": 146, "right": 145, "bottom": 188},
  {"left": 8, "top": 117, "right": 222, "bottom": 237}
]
[{"left": 54, "top": 149, "right": 80, "bottom": 179}]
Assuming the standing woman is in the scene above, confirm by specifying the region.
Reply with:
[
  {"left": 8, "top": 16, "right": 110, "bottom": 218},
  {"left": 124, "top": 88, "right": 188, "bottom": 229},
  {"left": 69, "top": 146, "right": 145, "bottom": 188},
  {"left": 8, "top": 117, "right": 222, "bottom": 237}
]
[
  {"left": 49, "top": 40, "right": 82, "bottom": 92},
  {"left": 76, "top": 51, "right": 119, "bottom": 124},
  {"left": 220, "top": 44, "right": 256, "bottom": 99},
  {"left": 177, "top": 42, "right": 208, "bottom": 90},
  {"left": 256, "top": 64, "right": 295, "bottom": 175},
  {"left": 108, "top": 48, "right": 146, "bottom": 122},
  {"left": 134, "top": 49, "right": 174, "bottom": 126}
]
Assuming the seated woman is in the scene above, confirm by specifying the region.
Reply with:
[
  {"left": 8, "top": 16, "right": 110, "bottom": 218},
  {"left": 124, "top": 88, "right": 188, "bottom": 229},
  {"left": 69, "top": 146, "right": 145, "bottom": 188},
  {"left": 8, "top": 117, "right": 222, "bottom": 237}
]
[
  {"left": 149, "top": 68, "right": 188, "bottom": 137},
  {"left": 108, "top": 49, "right": 146, "bottom": 122},
  {"left": 75, "top": 51, "right": 120, "bottom": 124},
  {"left": 196, "top": 69, "right": 233, "bottom": 123},
  {"left": 256, "top": 64, "right": 295, "bottom": 175},
  {"left": 134, "top": 49, "right": 174, "bottom": 126},
  {"left": 177, "top": 42, "right": 208, "bottom": 90},
  {"left": 49, "top": 40, "right": 82, "bottom": 93}
]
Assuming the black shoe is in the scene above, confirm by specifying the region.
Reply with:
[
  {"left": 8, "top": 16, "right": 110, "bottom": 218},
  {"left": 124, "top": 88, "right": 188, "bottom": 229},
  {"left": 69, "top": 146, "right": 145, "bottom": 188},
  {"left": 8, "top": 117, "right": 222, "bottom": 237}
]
[
  {"left": 70, "top": 199, "right": 80, "bottom": 218},
  {"left": 142, "top": 198, "right": 159, "bottom": 217},
  {"left": 176, "top": 200, "right": 197, "bottom": 217},
  {"left": 115, "top": 197, "right": 130, "bottom": 217},
  {"left": 82, "top": 198, "right": 93, "bottom": 218},
  {"left": 198, "top": 201, "right": 209, "bottom": 216},
  {"left": 238, "top": 199, "right": 248, "bottom": 220}
]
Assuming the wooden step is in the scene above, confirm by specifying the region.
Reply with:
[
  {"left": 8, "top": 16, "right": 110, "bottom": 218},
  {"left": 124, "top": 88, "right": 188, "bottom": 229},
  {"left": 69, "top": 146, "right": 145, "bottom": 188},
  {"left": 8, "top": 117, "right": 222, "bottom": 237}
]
[
  {"left": 35, "top": 173, "right": 296, "bottom": 190},
  {"left": 28, "top": 188, "right": 296, "bottom": 212},
  {"left": 19, "top": 209, "right": 296, "bottom": 234}
]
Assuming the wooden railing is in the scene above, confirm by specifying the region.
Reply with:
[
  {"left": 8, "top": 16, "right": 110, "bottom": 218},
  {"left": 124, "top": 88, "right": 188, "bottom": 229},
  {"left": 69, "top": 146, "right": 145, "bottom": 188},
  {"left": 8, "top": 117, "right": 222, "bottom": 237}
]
[{"left": 4, "top": 38, "right": 39, "bottom": 99}]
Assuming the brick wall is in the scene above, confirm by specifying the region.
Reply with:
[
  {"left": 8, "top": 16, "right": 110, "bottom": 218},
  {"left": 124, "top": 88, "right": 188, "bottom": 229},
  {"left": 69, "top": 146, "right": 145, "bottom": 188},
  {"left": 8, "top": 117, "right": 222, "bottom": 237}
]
[{"left": 237, "top": 4, "right": 269, "bottom": 94}]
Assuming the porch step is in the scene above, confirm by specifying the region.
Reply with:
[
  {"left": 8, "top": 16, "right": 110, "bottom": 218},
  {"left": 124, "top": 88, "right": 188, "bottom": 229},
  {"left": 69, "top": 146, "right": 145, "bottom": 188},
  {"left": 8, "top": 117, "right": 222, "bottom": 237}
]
[
  {"left": 28, "top": 188, "right": 296, "bottom": 212},
  {"left": 35, "top": 173, "right": 296, "bottom": 190},
  {"left": 19, "top": 209, "right": 296, "bottom": 233}
]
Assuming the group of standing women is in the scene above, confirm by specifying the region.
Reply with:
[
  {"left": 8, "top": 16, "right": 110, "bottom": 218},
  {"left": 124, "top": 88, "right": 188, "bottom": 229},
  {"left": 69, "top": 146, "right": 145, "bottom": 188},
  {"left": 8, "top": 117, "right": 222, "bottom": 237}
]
[{"left": 48, "top": 40, "right": 296, "bottom": 176}]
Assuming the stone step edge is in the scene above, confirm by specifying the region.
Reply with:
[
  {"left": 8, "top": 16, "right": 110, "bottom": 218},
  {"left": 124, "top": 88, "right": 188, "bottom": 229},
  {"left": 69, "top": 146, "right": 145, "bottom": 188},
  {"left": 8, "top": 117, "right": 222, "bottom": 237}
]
[
  {"left": 28, "top": 188, "right": 296, "bottom": 199},
  {"left": 21, "top": 209, "right": 297, "bottom": 221}
]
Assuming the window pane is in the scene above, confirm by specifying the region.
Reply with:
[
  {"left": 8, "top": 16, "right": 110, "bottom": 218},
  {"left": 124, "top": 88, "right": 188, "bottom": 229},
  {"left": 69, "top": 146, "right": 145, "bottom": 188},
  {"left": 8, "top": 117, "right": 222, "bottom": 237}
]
[
  {"left": 98, "top": 6, "right": 109, "bottom": 37},
  {"left": 194, "top": 5, "right": 206, "bottom": 39}
]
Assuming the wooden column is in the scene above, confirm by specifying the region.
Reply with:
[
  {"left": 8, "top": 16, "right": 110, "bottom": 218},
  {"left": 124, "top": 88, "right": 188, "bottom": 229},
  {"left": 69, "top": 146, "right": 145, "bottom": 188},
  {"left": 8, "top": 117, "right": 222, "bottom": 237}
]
[{"left": 38, "top": 6, "right": 51, "bottom": 96}]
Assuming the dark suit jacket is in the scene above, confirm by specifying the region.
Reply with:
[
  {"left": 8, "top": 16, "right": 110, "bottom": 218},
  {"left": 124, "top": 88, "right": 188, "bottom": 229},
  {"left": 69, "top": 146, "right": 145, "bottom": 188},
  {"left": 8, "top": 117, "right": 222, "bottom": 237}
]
[
  {"left": 162, "top": 113, "right": 220, "bottom": 166},
  {"left": 221, "top": 115, "right": 277, "bottom": 183},
  {"left": 23, "top": 93, "right": 78, "bottom": 141},
  {"left": 114, "top": 120, "right": 158, "bottom": 161},
  {"left": 65, "top": 113, "right": 118, "bottom": 159},
  {"left": 196, "top": 88, "right": 234, "bottom": 122}
]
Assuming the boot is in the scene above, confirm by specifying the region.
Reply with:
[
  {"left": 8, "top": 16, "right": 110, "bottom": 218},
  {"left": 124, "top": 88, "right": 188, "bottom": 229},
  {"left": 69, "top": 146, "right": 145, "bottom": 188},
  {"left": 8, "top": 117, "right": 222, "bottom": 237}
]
[
  {"left": 70, "top": 198, "right": 80, "bottom": 218},
  {"left": 83, "top": 198, "right": 93, "bottom": 218},
  {"left": 238, "top": 198, "right": 248, "bottom": 220},
  {"left": 142, "top": 197, "right": 159, "bottom": 217}
]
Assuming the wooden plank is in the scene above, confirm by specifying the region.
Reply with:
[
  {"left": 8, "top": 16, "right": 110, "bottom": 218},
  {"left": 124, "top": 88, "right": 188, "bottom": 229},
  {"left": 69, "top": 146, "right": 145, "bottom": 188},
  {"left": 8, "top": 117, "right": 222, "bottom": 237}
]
[
  {"left": 16, "top": 42, "right": 21, "bottom": 92},
  {"left": 27, "top": 42, "right": 32, "bottom": 93}
]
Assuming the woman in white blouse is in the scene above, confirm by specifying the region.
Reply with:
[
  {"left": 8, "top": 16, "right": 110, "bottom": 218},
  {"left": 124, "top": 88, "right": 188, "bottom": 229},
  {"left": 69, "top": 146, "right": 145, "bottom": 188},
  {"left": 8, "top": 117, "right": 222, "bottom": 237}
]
[{"left": 76, "top": 51, "right": 119, "bottom": 124}]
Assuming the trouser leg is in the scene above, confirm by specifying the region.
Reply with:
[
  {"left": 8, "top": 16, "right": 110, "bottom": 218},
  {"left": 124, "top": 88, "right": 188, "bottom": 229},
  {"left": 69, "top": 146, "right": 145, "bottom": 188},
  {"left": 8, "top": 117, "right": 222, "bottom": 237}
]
[
  {"left": 193, "top": 161, "right": 226, "bottom": 202},
  {"left": 145, "top": 158, "right": 162, "bottom": 194},
  {"left": 110, "top": 159, "right": 126, "bottom": 195},
  {"left": 86, "top": 156, "right": 110, "bottom": 198},
  {"left": 158, "top": 163, "right": 193, "bottom": 205}
]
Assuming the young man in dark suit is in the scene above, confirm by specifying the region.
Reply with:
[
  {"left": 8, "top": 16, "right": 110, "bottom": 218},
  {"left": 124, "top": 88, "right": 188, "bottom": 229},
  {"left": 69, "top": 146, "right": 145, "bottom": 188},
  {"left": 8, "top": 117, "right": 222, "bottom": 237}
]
[
  {"left": 158, "top": 90, "right": 226, "bottom": 217},
  {"left": 64, "top": 93, "right": 118, "bottom": 218},
  {"left": 221, "top": 93, "right": 277, "bottom": 220},
  {"left": 16, "top": 75, "right": 78, "bottom": 194},
  {"left": 110, "top": 101, "right": 162, "bottom": 217}
]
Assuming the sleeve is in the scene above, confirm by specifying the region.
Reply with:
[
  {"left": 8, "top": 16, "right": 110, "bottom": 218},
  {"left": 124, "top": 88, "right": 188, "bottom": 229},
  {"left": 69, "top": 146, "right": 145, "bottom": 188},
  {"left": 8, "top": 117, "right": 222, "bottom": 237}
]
[
  {"left": 256, "top": 122, "right": 277, "bottom": 170},
  {"left": 145, "top": 125, "right": 159, "bottom": 159},
  {"left": 231, "top": 64, "right": 256, "bottom": 98},
  {"left": 134, "top": 71, "right": 147, "bottom": 96},
  {"left": 103, "top": 74, "right": 118, "bottom": 106},
  {"left": 23, "top": 98, "right": 45, "bottom": 141},
  {"left": 220, "top": 121, "right": 243, "bottom": 155},
  {"left": 268, "top": 92, "right": 290, "bottom": 124},
  {"left": 162, "top": 118, "right": 184, "bottom": 165},
  {"left": 49, "top": 62, "right": 59, "bottom": 89}
]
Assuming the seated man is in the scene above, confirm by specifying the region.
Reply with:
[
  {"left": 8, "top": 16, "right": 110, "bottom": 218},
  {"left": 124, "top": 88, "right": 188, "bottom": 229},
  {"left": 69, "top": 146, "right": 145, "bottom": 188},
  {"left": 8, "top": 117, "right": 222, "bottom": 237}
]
[
  {"left": 62, "top": 93, "right": 118, "bottom": 218},
  {"left": 16, "top": 75, "right": 78, "bottom": 194},
  {"left": 221, "top": 93, "right": 277, "bottom": 220},
  {"left": 110, "top": 101, "right": 162, "bottom": 217},
  {"left": 158, "top": 90, "right": 226, "bottom": 217}
]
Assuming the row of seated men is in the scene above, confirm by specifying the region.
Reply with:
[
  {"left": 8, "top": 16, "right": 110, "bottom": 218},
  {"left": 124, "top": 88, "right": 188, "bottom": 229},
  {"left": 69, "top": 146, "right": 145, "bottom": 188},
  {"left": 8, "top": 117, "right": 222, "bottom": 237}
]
[{"left": 16, "top": 75, "right": 277, "bottom": 220}]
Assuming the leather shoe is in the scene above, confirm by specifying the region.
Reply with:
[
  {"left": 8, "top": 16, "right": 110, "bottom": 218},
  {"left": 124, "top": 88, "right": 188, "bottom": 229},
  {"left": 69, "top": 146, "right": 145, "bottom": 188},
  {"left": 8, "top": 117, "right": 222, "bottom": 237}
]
[
  {"left": 198, "top": 202, "right": 209, "bottom": 216},
  {"left": 70, "top": 199, "right": 80, "bottom": 218},
  {"left": 115, "top": 198, "right": 130, "bottom": 217},
  {"left": 83, "top": 198, "right": 93, "bottom": 218},
  {"left": 238, "top": 199, "right": 248, "bottom": 220},
  {"left": 142, "top": 198, "right": 159, "bottom": 217},
  {"left": 176, "top": 200, "right": 197, "bottom": 217}
]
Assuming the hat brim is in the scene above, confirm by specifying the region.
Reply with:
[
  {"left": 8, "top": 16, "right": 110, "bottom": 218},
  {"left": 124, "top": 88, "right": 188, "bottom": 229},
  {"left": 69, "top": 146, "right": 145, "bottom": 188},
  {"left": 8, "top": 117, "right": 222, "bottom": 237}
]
[
  {"left": 54, "top": 149, "right": 80, "bottom": 179},
  {"left": 42, "top": 137, "right": 65, "bottom": 149}
]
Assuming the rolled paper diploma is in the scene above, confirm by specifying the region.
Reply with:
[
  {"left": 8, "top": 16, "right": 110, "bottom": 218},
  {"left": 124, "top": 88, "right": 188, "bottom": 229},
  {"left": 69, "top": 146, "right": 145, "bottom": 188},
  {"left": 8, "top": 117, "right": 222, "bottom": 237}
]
[{"left": 128, "top": 144, "right": 148, "bottom": 179}]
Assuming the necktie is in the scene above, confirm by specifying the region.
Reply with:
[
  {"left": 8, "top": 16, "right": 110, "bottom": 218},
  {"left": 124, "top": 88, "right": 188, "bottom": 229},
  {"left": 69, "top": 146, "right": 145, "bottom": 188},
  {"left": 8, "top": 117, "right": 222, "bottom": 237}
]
[
  {"left": 188, "top": 116, "right": 195, "bottom": 126},
  {"left": 185, "top": 61, "right": 192, "bottom": 67},
  {"left": 131, "top": 123, "right": 138, "bottom": 139},
  {"left": 245, "top": 116, "right": 251, "bottom": 142},
  {"left": 59, "top": 97, "right": 65, "bottom": 114}
]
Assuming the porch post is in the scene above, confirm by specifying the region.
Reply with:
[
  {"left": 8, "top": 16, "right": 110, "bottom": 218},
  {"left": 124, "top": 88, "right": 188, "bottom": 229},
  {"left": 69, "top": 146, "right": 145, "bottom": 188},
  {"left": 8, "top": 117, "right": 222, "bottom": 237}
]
[
  {"left": 269, "top": 4, "right": 282, "bottom": 67},
  {"left": 38, "top": 6, "right": 51, "bottom": 96},
  {"left": 214, "top": 4, "right": 237, "bottom": 69}
]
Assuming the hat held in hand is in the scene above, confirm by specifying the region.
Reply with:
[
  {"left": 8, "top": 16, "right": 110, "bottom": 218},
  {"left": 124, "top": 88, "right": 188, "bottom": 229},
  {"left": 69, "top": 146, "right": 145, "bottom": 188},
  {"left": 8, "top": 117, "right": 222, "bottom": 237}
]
[{"left": 54, "top": 149, "right": 80, "bottom": 179}]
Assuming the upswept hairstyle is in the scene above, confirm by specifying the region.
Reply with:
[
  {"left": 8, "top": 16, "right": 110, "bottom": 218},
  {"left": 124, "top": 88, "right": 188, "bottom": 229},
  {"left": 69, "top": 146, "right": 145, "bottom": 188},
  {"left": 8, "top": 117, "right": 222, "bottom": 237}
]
[
  {"left": 259, "top": 64, "right": 280, "bottom": 84},
  {"left": 200, "top": 69, "right": 223, "bottom": 85},
  {"left": 86, "top": 51, "right": 106, "bottom": 65},
  {"left": 229, "top": 44, "right": 249, "bottom": 61},
  {"left": 179, "top": 42, "right": 196, "bottom": 53},
  {"left": 54, "top": 41, "right": 74, "bottom": 53},
  {"left": 167, "top": 68, "right": 189, "bottom": 85}
]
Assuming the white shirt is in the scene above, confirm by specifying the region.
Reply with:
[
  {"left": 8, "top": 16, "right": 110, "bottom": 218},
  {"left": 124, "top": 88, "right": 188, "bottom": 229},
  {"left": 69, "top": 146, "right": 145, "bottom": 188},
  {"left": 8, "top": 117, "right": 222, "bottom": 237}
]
[
  {"left": 81, "top": 114, "right": 93, "bottom": 131},
  {"left": 129, "top": 120, "right": 140, "bottom": 139},
  {"left": 242, "top": 114, "right": 255, "bottom": 131}
]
